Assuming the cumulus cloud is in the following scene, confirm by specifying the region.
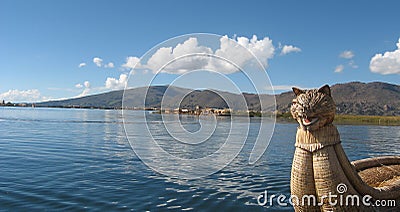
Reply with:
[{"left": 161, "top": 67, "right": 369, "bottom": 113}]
[
  {"left": 105, "top": 62, "right": 114, "bottom": 68},
  {"left": 339, "top": 50, "right": 354, "bottom": 59},
  {"left": 91, "top": 57, "right": 115, "bottom": 68},
  {"left": 75, "top": 81, "right": 91, "bottom": 97},
  {"left": 232, "top": 35, "right": 274, "bottom": 67},
  {"left": 135, "top": 35, "right": 275, "bottom": 74},
  {"left": 105, "top": 74, "right": 128, "bottom": 90},
  {"left": 370, "top": 38, "right": 400, "bottom": 75},
  {"left": 335, "top": 50, "right": 357, "bottom": 73},
  {"left": 122, "top": 56, "right": 141, "bottom": 70},
  {"left": 74, "top": 75, "right": 126, "bottom": 97},
  {"left": 78, "top": 63, "right": 86, "bottom": 68},
  {"left": 145, "top": 37, "right": 213, "bottom": 74},
  {"left": 280, "top": 45, "right": 302, "bottom": 55},
  {"left": 334, "top": 64, "right": 344, "bottom": 73},
  {"left": 79, "top": 90, "right": 90, "bottom": 97},
  {"left": 0, "top": 89, "right": 47, "bottom": 102},
  {"left": 83, "top": 81, "right": 90, "bottom": 88},
  {"left": 210, "top": 35, "right": 274, "bottom": 72},
  {"left": 93, "top": 57, "right": 103, "bottom": 67}
]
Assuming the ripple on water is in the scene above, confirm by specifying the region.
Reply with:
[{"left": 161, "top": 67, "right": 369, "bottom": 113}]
[{"left": 0, "top": 109, "right": 398, "bottom": 211}]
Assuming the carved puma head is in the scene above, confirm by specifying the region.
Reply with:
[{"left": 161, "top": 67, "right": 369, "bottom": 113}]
[{"left": 290, "top": 85, "right": 336, "bottom": 131}]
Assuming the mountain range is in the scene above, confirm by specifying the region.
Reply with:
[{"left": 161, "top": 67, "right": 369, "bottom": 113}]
[{"left": 36, "top": 81, "right": 400, "bottom": 116}]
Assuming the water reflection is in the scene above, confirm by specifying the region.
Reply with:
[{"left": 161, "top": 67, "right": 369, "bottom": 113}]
[
  {"left": 338, "top": 125, "right": 400, "bottom": 160},
  {"left": 0, "top": 107, "right": 398, "bottom": 211}
]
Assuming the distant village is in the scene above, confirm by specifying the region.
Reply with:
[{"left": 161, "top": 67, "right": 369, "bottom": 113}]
[
  {"left": 0, "top": 100, "right": 36, "bottom": 107},
  {"left": 152, "top": 105, "right": 264, "bottom": 117},
  {"left": 0, "top": 100, "right": 264, "bottom": 116},
  {"left": 154, "top": 106, "right": 233, "bottom": 116}
]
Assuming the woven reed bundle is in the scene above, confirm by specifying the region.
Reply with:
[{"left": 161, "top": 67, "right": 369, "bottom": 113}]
[{"left": 291, "top": 124, "right": 400, "bottom": 211}]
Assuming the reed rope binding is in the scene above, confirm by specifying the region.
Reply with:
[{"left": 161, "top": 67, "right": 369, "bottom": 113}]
[{"left": 289, "top": 85, "right": 400, "bottom": 211}]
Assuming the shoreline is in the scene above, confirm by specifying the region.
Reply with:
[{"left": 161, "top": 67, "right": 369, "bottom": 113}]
[
  {"left": 277, "top": 113, "right": 400, "bottom": 126},
  {"left": 2, "top": 105, "right": 400, "bottom": 126}
]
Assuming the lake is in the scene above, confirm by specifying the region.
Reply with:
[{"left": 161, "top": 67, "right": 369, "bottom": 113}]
[{"left": 0, "top": 107, "right": 399, "bottom": 211}]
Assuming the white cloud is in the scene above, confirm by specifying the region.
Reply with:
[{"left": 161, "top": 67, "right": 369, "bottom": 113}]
[
  {"left": 146, "top": 37, "right": 213, "bottom": 74},
  {"left": 78, "top": 89, "right": 90, "bottom": 97},
  {"left": 105, "top": 74, "right": 128, "bottom": 90},
  {"left": 0, "top": 89, "right": 47, "bottom": 102},
  {"left": 92, "top": 57, "right": 115, "bottom": 68},
  {"left": 93, "top": 57, "right": 103, "bottom": 67},
  {"left": 336, "top": 51, "right": 357, "bottom": 71},
  {"left": 75, "top": 81, "right": 92, "bottom": 97},
  {"left": 209, "top": 35, "right": 274, "bottom": 72},
  {"left": 370, "top": 38, "right": 400, "bottom": 75},
  {"left": 78, "top": 63, "right": 86, "bottom": 68},
  {"left": 280, "top": 45, "right": 302, "bottom": 55},
  {"left": 136, "top": 35, "right": 275, "bottom": 74},
  {"left": 75, "top": 81, "right": 90, "bottom": 89},
  {"left": 232, "top": 35, "right": 274, "bottom": 67},
  {"left": 122, "top": 56, "right": 141, "bottom": 70},
  {"left": 349, "top": 60, "right": 358, "bottom": 69},
  {"left": 105, "top": 62, "right": 114, "bottom": 68},
  {"left": 339, "top": 50, "right": 354, "bottom": 59},
  {"left": 334, "top": 64, "right": 344, "bottom": 73},
  {"left": 83, "top": 81, "right": 90, "bottom": 88},
  {"left": 74, "top": 75, "right": 127, "bottom": 97}
]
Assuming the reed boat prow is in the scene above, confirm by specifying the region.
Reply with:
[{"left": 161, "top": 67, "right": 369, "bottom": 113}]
[{"left": 290, "top": 124, "right": 400, "bottom": 211}]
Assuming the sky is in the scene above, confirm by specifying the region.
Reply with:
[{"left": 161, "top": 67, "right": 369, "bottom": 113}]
[{"left": 0, "top": 0, "right": 400, "bottom": 102}]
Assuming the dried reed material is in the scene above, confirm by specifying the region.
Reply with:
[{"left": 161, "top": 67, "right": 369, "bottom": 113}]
[{"left": 291, "top": 124, "right": 400, "bottom": 211}]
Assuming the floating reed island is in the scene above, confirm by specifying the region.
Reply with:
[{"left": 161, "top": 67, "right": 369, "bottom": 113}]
[{"left": 289, "top": 85, "right": 399, "bottom": 211}]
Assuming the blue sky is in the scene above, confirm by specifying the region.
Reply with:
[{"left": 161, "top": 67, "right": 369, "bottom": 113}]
[{"left": 1, "top": 0, "right": 399, "bottom": 102}]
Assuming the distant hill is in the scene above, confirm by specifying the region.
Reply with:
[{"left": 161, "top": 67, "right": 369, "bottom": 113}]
[
  {"left": 37, "top": 86, "right": 274, "bottom": 110},
  {"left": 36, "top": 82, "right": 400, "bottom": 116},
  {"left": 36, "top": 86, "right": 192, "bottom": 109},
  {"left": 37, "top": 90, "right": 124, "bottom": 108},
  {"left": 276, "top": 82, "right": 400, "bottom": 116}
]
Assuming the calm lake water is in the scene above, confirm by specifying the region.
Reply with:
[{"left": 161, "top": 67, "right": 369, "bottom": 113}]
[{"left": 0, "top": 107, "right": 399, "bottom": 211}]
